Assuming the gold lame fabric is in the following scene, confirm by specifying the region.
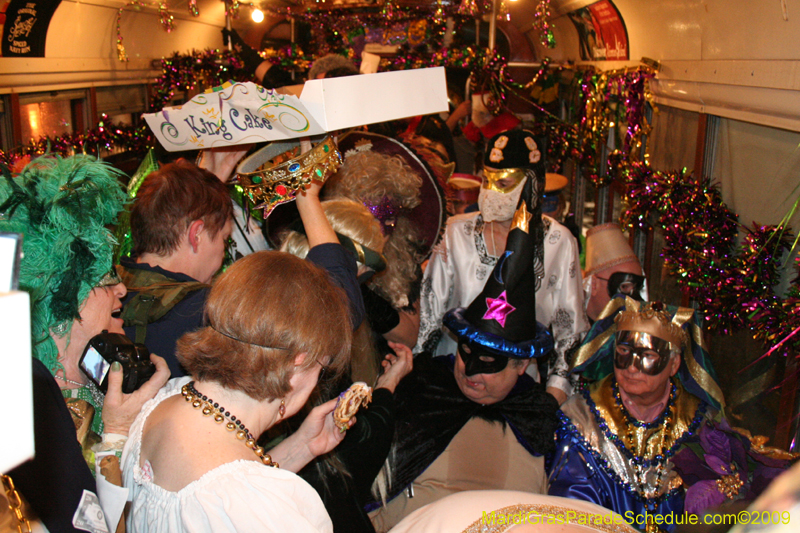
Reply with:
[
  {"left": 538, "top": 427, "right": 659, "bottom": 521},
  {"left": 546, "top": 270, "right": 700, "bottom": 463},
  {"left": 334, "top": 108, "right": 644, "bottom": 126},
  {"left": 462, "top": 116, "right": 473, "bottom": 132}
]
[
  {"left": 590, "top": 376, "right": 701, "bottom": 462},
  {"left": 683, "top": 319, "right": 725, "bottom": 409},
  {"left": 64, "top": 398, "right": 96, "bottom": 446},
  {"left": 64, "top": 398, "right": 101, "bottom": 474},
  {"left": 571, "top": 298, "right": 626, "bottom": 369}
]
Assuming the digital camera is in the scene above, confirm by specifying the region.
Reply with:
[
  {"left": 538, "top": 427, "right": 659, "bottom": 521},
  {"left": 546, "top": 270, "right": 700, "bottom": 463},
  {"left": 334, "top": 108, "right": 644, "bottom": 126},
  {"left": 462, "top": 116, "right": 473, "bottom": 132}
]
[{"left": 79, "top": 331, "right": 156, "bottom": 394}]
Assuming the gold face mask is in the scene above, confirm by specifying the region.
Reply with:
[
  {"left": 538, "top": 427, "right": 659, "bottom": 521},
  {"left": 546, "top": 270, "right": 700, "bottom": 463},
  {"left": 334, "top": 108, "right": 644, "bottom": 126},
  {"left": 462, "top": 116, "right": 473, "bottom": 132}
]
[{"left": 482, "top": 168, "right": 527, "bottom": 193}]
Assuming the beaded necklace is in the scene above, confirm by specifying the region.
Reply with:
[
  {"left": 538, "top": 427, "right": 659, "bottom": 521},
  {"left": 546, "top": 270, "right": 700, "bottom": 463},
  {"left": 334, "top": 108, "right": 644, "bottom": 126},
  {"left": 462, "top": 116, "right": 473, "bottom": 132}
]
[
  {"left": 54, "top": 373, "right": 85, "bottom": 387},
  {"left": 613, "top": 379, "right": 676, "bottom": 449},
  {"left": 586, "top": 381, "right": 707, "bottom": 469},
  {"left": 611, "top": 379, "right": 676, "bottom": 498},
  {"left": 557, "top": 411, "right": 684, "bottom": 514},
  {"left": 181, "top": 381, "right": 278, "bottom": 467}
]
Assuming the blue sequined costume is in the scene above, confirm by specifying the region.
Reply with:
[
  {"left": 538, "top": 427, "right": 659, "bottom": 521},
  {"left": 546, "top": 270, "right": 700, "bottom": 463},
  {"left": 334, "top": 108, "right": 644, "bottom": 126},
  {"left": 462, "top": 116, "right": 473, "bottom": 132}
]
[{"left": 548, "top": 375, "right": 713, "bottom": 532}]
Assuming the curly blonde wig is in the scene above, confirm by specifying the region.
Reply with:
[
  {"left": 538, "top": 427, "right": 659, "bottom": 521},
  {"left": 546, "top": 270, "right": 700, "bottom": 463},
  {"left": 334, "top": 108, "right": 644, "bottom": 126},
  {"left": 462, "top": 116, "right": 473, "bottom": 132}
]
[
  {"left": 279, "top": 198, "right": 385, "bottom": 260},
  {"left": 324, "top": 150, "right": 425, "bottom": 308},
  {"left": 325, "top": 150, "right": 422, "bottom": 210}
]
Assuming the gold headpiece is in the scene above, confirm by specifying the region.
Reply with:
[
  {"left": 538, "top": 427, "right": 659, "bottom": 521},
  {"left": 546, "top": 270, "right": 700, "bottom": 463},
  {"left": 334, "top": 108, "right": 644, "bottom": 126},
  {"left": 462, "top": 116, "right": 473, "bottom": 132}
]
[
  {"left": 572, "top": 296, "right": 725, "bottom": 410},
  {"left": 236, "top": 134, "right": 342, "bottom": 215},
  {"left": 615, "top": 300, "right": 689, "bottom": 348}
]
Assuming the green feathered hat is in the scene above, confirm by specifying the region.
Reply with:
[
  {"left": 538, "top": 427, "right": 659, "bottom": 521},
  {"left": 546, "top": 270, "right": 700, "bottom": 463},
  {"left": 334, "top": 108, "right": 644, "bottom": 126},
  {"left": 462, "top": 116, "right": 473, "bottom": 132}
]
[{"left": 0, "top": 155, "right": 127, "bottom": 374}]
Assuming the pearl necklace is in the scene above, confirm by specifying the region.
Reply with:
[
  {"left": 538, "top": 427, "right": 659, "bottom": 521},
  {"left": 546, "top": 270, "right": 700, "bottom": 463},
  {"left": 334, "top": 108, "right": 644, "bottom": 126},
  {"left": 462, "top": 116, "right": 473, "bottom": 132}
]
[{"left": 181, "top": 381, "right": 278, "bottom": 468}]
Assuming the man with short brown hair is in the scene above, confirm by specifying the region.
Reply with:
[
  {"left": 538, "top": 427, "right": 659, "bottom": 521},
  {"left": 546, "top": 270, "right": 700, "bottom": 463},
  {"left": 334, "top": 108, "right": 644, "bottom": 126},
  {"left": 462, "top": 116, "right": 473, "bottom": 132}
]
[{"left": 119, "top": 160, "right": 234, "bottom": 374}]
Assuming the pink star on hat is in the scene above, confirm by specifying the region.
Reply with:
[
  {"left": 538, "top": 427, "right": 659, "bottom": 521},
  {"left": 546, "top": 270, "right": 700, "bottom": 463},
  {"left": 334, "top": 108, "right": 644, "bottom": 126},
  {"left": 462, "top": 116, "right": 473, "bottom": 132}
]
[{"left": 483, "top": 290, "right": 516, "bottom": 327}]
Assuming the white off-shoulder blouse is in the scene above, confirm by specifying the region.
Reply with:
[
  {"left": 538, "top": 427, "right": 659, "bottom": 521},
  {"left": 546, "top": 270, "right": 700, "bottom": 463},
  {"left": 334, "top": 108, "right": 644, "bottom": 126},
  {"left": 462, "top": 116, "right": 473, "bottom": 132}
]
[{"left": 121, "top": 377, "right": 332, "bottom": 533}]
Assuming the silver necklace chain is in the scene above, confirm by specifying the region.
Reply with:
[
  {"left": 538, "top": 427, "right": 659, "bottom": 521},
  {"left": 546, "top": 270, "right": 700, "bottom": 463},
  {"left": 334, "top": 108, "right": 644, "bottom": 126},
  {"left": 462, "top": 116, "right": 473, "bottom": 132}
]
[
  {"left": 487, "top": 221, "right": 498, "bottom": 257},
  {"left": 53, "top": 373, "right": 85, "bottom": 387},
  {"left": 54, "top": 373, "right": 105, "bottom": 409}
]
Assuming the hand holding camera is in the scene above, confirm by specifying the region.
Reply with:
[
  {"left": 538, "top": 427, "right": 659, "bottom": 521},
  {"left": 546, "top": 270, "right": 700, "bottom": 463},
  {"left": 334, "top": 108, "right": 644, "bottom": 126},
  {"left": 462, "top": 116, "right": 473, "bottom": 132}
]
[
  {"left": 80, "top": 331, "right": 156, "bottom": 393},
  {"left": 80, "top": 330, "right": 170, "bottom": 436}
]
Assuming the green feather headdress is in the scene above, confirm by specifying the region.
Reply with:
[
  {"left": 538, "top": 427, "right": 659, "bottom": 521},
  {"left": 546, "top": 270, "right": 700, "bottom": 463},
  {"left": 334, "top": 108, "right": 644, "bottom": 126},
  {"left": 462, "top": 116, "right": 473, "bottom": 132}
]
[{"left": 0, "top": 155, "right": 127, "bottom": 374}]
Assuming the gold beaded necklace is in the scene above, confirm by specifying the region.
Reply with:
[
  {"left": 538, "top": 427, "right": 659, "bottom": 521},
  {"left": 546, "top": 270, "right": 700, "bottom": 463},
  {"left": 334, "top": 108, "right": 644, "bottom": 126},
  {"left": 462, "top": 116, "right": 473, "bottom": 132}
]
[{"left": 181, "top": 381, "right": 278, "bottom": 467}]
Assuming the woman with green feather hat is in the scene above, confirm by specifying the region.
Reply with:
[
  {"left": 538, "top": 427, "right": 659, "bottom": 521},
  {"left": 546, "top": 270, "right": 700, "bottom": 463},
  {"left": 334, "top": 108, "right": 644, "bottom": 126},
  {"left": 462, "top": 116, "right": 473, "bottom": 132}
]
[{"left": 0, "top": 155, "right": 169, "bottom": 532}]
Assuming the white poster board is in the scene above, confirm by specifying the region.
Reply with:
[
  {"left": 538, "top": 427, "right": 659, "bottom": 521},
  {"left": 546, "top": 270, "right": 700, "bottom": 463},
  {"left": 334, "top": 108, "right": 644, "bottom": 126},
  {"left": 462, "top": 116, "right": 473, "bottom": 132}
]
[
  {"left": 299, "top": 67, "right": 448, "bottom": 132},
  {"left": 0, "top": 291, "right": 33, "bottom": 474},
  {"left": 144, "top": 67, "right": 448, "bottom": 152},
  {"left": 0, "top": 233, "right": 22, "bottom": 292}
]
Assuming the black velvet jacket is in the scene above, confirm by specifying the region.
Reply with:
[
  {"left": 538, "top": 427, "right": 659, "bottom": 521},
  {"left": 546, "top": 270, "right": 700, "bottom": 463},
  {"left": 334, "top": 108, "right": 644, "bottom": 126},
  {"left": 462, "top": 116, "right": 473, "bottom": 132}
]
[{"left": 9, "top": 359, "right": 97, "bottom": 533}]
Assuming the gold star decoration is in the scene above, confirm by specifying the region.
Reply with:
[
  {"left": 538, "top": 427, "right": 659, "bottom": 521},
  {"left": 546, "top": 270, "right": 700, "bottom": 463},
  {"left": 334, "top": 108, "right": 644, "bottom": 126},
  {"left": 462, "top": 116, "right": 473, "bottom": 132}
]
[{"left": 510, "top": 202, "right": 532, "bottom": 233}]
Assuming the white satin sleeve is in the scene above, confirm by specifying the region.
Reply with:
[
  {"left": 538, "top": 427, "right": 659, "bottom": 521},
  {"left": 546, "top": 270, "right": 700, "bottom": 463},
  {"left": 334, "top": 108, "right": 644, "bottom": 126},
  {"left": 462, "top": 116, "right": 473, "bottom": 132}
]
[
  {"left": 416, "top": 213, "right": 493, "bottom": 357},
  {"left": 415, "top": 231, "right": 454, "bottom": 355},
  {"left": 537, "top": 218, "right": 590, "bottom": 396}
]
